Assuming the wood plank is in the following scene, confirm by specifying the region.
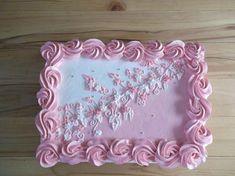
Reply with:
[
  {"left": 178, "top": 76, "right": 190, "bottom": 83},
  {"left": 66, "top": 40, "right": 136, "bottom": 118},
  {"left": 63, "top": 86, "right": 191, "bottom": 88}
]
[
  {"left": 0, "top": 10, "right": 235, "bottom": 41},
  {"left": 0, "top": 156, "right": 234, "bottom": 176},
  {"left": 1, "top": 0, "right": 235, "bottom": 12}
]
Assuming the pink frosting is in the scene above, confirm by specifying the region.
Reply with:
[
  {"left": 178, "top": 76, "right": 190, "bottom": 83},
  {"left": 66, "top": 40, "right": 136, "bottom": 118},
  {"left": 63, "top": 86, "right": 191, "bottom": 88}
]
[
  {"left": 35, "top": 110, "right": 57, "bottom": 141},
  {"left": 185, "top": 120, "right": 212, "bottom": 146},
  {"left": 41, "top": 41, "right": 63, "bottom": 66},
  {"left": 189, "top": 74, "right": 212, "bottom": 99},
  {"left": 107, "top": 139, "right": 133, "bottom": 164},
  {"left": 179, "top": 144, "right": 206, "bottom": 169},
  {"left": 81, "top": 39, "right": 105, "bottom": 59},
  {"left": 124, "top": 41, "right": 145, "bottom": 61},
  {"left": 40, "top": 66, "right": 61, "bottom": 88},
  {"left": 144, "top": 40, "right": 164, "bottom": 59},
  {"left": 36, "top": 142, "right": 59, "bottom": 168},
  {"left": 61, "top": 141, "right": 85, "bottom": 164},
  {"left": 63, "top": 39, "right": 83, "bottom": 56},
  {"left": 155, "top": 139, "right": 180, "bottom": 168},
  {"left": 188, "top": 97, "right": 212, "bottom": 121},
  {"left": 104, "top": 40, "right": 125, "bottom": 59},
  {"left": 37, "top": 87, "right": 56, "bottom": 110},
  {"left": 164, "top": 40, "right": 185, "bottom": 60},
  {"left": 36, "top": 39, "right": 212, "bottom": 169},
  {"left": 185, "top": 42, "right": 205, "bottom": 62},
  {"left": 132, "top": 140, "right": 156, "bottom": 166},
  {"left": 187, "top": 59, "right": 208, "bottom": 75},
  {"left": 86, "top": 140, "right": 108, "bottom": 166}
]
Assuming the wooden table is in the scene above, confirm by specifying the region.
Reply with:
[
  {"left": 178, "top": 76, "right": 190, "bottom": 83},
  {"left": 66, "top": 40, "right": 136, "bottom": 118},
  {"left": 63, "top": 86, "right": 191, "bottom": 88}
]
[{"left": 0, "top": 0, "right": 235, "bottom": 175}]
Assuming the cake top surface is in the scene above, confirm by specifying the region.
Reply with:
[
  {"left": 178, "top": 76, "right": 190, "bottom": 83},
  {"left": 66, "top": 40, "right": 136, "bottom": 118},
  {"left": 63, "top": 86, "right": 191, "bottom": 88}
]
[{"left": 35, "top": 39, "right": 212, "bottom": 169}]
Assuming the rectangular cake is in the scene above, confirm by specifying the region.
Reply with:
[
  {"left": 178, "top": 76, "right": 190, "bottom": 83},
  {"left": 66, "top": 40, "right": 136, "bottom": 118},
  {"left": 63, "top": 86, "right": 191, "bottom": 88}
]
[{"left": 35, "top": 39, "right": 212, "bottom": 169}]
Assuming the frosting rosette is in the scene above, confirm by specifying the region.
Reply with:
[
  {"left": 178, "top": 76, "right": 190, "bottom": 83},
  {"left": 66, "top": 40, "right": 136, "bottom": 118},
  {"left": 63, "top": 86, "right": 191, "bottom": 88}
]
[
  {"left": 187, "top": 58, "right": 208, "bottom": 74},
  {"left": 188, "top": 97, "right": 211, "bottom": 121},
  {"left": 81, "top": 39, "right": 105, "bottom": 59},
  {"left": 132, "top": 140, "right": 156, "bottom": 166},
  {"left": 36, "top": 142, "right": 59, "bottom": 168},
  {"left": 63, "top": 39, "right": 83, "bottom": 56},
  {"left": 155, "top": 139, "right": 180, "bottom": 168},
  {"left": 37, "top": 87, "right": 56, "bottom": 110},
  {"left": 104, "top": 40, "right": 125, "bottom": 59},
  {"left": 61, "top": 141, "right": 85, "bottom": 164},
  {"left": 40, "top": 66, "right": 61, "bottom": 88},
  {"left": 179, "top": 144, "right": 206, "bottom": 169},
  {"left": 189, "top": 74, "right": 212, "bottom": 99},
  {"left": 41, "top": 41, "right": 63, "bottom": 66},
  {"left": 35, "top": 110, "right": 57, "bottom": 140},
  {"left": 164, "top": 40, "right": 185, "bottom": 60},
  {"left": 86, "top": 140, "right": 108, "bottom": 166},
  {"left": 123, "top": 41, "right": 145, "bottom": 61},
  {"left": 107, "top": 139, "right": 133, "bottom": 164},
  {"left": 185, "top": 42, "right": 205, "bottom": 62},
  {"left": 185, "top": 120, "right": 213, "bottom": 146},
  {"left": 143, "top": 40, "right": 164, "bottom": 65}
]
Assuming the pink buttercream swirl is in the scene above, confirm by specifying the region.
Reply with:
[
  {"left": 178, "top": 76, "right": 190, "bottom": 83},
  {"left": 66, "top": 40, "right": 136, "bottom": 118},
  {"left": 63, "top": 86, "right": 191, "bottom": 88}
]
[
  {"left": 41, "top": 41, "right": 64, "bottom": 66},
  {"left": 155, "top": 139, "right": 180, "bottom": 168},
  {"left": 40, "top": 66, "right": 61, "bottom": 88},
  {"left": 35, "top": 110, "right": 57, "bottom": 140},
  {"left": 144, "top": 40, "right": 164, "bottom": 59},
  {"left": 188, "top": 97, "right": 211, "bottom": 121},
  {"left": 36, "top": 142, "right": 59, "bottom": 168},
  {"left": 187, "top": 59, "right": 208, "bottom": 74},
  {"left": 104, "top": 40, "right": 125, "bottom": 59},
  {"left": 132, "top": 140, "right": 156, "bottom": 166},
  {"left": 179, "top": 144, "right": 206, "bottom": 169},
  {"left": 61, "top": 141, "right": 85, "bottom": 164},
  {"left": 86, "top": 140, "right": 108, "bottom": 166},
  {"left": 108, "top": 139, "right": 133, "bottom": 164},
  {"left": 185, "top": 120, "right": 213, "bottom": 146},
  {"left": 124, "top": 41, "right": 145, "bottom": 61},
  {"left": 164, "top": 40, "right": 185, "bottom": 60},
  {"left": 37, "top": 87, "right": 56, "bottom": 110},
  {"left": 189, "top": 74, "right": 212, "bottom": 99},
  {"left": 63, "top": 39, "right": 83, "bottom": 56},
  {"left": 185, "top": 42, "right": 205, "bottom": 62},
  {"left": 81, "top": 39, "right": 105, "bottom": 59}
]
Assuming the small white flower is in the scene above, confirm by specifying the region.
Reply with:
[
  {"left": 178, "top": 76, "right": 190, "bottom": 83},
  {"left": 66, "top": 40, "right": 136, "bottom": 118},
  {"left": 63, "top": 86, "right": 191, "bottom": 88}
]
[{"left": 94, "top": 130, "right": 102, "bottom": 136}]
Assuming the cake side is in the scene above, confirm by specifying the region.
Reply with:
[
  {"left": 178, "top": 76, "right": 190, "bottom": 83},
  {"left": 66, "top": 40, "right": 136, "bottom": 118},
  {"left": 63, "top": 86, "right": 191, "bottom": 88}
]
[{"left": 35, "top": 39, "right": 212, "bottom": 169}]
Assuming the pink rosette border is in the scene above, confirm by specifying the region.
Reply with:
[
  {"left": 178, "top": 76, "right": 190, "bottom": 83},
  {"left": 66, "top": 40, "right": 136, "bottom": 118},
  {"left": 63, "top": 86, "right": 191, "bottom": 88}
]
[{"left": 36, "top": 39, "right": 212, "bottom": 169}]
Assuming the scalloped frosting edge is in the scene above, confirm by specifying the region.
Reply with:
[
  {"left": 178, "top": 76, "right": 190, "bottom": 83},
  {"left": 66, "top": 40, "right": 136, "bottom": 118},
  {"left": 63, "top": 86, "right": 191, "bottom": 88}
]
[{"left": 35, "top": 39, "right": 212, "bottom": 169}]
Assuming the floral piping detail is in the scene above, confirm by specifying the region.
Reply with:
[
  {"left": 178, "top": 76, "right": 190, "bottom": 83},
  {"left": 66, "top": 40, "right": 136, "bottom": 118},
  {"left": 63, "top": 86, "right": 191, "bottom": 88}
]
[{"left": 57, "top": 58, "right": 185, "bottom": 142}]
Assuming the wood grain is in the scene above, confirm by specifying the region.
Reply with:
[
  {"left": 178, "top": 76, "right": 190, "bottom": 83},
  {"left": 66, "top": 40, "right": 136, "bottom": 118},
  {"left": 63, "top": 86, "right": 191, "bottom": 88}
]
[{"left": 0, "top": 0, "right": 235, "bottom": 175}]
